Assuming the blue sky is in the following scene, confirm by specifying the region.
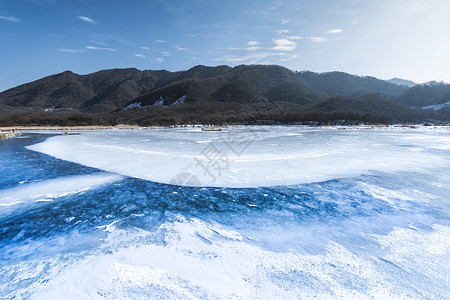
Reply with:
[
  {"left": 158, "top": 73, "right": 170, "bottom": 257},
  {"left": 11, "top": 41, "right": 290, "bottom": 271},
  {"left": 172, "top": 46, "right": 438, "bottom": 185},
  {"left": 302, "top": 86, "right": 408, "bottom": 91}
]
[{"left": 0, "top": 0, "right": 449, "bottom": 91}]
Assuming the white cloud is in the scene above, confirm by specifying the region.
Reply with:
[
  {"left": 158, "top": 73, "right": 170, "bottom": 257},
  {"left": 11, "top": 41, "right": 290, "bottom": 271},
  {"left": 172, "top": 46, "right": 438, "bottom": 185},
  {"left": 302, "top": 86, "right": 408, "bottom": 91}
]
[
  {"left": 87, "top": 40, "right": 108, "bottom": 46},
  {"left": 248, "top": 41, "right": 259, "bottom": 46},
  {"left": 327, "top": 29, "right": 343, "bottom": 34},
  {"left": 78, "top": 16, "right": 97, "bottom": 25},
  {"left": 215, "top": 53, "right": 270, "bottom": 63},
  {"left": 85, "top": 46, "right": 117, "bottom": 51},
  {"left": 175, "top": 45, "right": 189, "bottom": 51},
  {"left": 275, "top": 29, "right": 289, "bottom": 34},
  {"left": 0, "top": 16, "right": 20, "bottom": 23},
  {"left": 58, "top": 48, "right": 85, "bottom": 53},
  {"left": 309, "top": 37, "right": 328, "bottom": 42},
  {"left": 134, "top": 54, "right": 146, "bottom": 58},
  {"left": 156, "top": 58, "right": 164, "bottom": 63},
  {"left": 214, "top": 52, "right": 285, "bottom": 64},
  {"left": 163, "top": 51, "right": 170, "bottom": 56},
  {"left": 140, "top": 46, "right": 150, "bottom": 50},
  {"left": 274, "top": 30, "right": 303, "bottom": 43},
  {"left": 246, "top": 46, "right": 261, "bottom": 51},
  {"left": 156, "top": 40, "right": 166, "bottom": 43},
  {"left": 281, "top": 18, "right": 290, "bottom": 25},
  {"left": 226, "top": 47, "right": 240, "bottom": 50},
  {"left": 272, "top": 39, "right": 297, "bottom": 51}
]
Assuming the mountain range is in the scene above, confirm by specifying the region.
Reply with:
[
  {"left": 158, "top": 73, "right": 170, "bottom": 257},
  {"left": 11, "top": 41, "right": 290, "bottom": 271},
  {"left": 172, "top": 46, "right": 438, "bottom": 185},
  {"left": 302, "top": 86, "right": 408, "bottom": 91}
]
[{"left": 0, "top": 64, "right": 449, "bottom": 126}]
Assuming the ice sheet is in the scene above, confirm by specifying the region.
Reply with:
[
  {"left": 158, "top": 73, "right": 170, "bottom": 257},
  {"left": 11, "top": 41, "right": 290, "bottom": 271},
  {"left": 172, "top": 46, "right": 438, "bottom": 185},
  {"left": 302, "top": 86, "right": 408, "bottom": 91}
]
[
  {"left": 0, "top": 173, "right": 122, "bottom": 208},
  {"left": 4, "top": 217, "right": 449, "bottom": 299},
  {"left": 26, "top": 126, "right": 450, "bottom": 187},
  {"left": 2, "top": 132, "right": 450, "bottom": 298}
]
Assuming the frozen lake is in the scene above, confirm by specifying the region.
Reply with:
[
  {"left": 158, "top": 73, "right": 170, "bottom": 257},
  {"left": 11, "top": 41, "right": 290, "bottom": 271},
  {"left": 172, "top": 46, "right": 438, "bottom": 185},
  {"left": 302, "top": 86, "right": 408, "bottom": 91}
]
[
  {"left": 1, "top": 126, "right": 449, "bottom": 298},
  {"left": 27, "top": 126, "right": 450, "bottom": 187}
]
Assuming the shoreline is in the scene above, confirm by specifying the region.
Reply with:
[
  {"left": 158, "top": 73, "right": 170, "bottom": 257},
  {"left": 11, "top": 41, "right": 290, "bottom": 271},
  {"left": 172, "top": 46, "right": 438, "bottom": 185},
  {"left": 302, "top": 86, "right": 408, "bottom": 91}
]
[
  {"left": 0, "top": 124, "right": 449, "bottom": 132},
  {"left": 0, "top": 131, "right": 21, "bottom": 138},
  {"left": 0, "top": 125, "right": 141, "bottom": 131}
]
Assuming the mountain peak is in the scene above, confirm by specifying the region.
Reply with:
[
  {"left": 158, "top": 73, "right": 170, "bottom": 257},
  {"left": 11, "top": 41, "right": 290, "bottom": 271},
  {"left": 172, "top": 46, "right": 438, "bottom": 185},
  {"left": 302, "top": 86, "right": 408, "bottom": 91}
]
[{"left": 387, "top": 78, "right": 417, "bottom": 88}]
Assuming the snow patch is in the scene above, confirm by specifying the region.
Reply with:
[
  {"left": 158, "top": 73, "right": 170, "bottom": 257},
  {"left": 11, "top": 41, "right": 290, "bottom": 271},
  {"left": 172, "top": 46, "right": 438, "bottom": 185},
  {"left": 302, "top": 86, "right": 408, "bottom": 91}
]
[{"left": 422, "top": 101, "right": 450, "bottom": 111}]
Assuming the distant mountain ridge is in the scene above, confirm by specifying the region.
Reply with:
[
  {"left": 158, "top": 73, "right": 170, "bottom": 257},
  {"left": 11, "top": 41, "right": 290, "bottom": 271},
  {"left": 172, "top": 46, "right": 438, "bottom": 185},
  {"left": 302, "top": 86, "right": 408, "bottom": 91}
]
[
  {"left": 300, "top": 71, "right": 407, "bottom": 97},
  {"left": 0, "top": 64, "right": 449, "bottom": 125},
  {"left": 396, "top": 81, "right": 450, "bottom": 107},
  {"left": 387, "top": 78, "right": 417, "bottom": 88}
]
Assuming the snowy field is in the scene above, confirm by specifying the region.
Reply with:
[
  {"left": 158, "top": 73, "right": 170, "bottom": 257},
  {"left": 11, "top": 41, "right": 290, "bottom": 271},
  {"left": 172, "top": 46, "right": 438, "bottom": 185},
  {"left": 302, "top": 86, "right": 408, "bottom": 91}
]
[{"left": 1, "top": 126, "right": 449, "bottom": 299}]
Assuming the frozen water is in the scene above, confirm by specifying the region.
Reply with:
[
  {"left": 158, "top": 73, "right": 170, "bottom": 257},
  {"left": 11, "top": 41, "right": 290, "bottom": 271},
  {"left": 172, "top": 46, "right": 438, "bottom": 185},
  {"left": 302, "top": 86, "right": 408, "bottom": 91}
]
[
  {"left": 5, "top": 217, "right": 449, "bottom": 299},
  {"left": 1, "top": 127, "right": 450, "bottom": 299},
  {"left": 26, "top": 126, "right": 450, "bottom": 187},
  {"left": 0, "top": 173, "right": 122, "bottom": 208}
]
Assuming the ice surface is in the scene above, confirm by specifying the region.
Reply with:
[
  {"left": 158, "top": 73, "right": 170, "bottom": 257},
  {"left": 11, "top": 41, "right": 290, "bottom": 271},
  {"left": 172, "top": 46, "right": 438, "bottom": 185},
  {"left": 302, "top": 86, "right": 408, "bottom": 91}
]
[
  {"left": 0, "top": 173, "right": 122, "bottom": 208},
  {"left": 2, "top": 127, "right": 450, "bottom": 298},
  {"left": 26, "top": 126, "right": 450, "bottom": 187},
  {"left": 4, "top": 217, "right": 449, "bottom": 299}
]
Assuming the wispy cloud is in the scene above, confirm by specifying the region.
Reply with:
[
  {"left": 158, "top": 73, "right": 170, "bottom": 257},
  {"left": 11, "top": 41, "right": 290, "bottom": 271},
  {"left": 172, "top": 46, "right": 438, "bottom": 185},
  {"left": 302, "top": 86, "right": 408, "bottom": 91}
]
[
  {"left": 245, "top": 41, "right": 261, "bottom": 51},
  {"left": 0, "top": 16, "right": 20, "bottom": 23},
  {"left": 155, "top": 40, "right": 166, "bottom": 43},
  {"left": 134, "top": 54, "right": 146, "bottom": 58},
  {"left": 78, "top": 16, "right": 97, "bottom": 25},
  {"left": 279, "top": 54, "right": 298, "bottom": 62},
  {"left": 281, "top": 18, "right": 290, "bottom": 25},
  {"left": 274, "top": 30, "right": 303, "bottom": 47},
  {"left": 310, "top": 37, "right": 328, "bottom": 42},
  {"left": 224, "top": 41, "right": 262, "bottom": 52},
  {"left": 156, "top": 58, "right": 164, "bottom": 63},
  {"left": 175, "top": 45, "right": 189, "bottom": 51},
  {"left": 58, "top": 48, "right": 85, "bottom": 53},
  {"left": 215, "top": 52, "right": 270, "bottom": 63},
  {"left": 326, "top": 29, "right": 343, "bottom": 34},
  {"left": 85, "top": 46, "right": 117, "bottom": 51},
  {"left": 275, "top": 29, "right": 289, "bottom": 35},
  {"left": 140, "top": 46, "right": 150, "bottom": 50},
  {"left": 272, "top": 39, "right": 297, "bottom": 51},
  {"left": 163, "top": 51, "right": 170, "bottom": 56},
  {"left": 214, "top": 52, "right": 285, "bottom": 64},
  {"left": 87, "top": 40, "right": 108, "bottom": 46}
]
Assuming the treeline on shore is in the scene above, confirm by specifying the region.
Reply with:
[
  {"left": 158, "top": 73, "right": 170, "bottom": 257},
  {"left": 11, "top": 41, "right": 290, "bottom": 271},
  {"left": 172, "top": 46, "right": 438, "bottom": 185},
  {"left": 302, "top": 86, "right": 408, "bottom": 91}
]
[{"left": 1, "top": 101, "right": 448, "bottom": 127}]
